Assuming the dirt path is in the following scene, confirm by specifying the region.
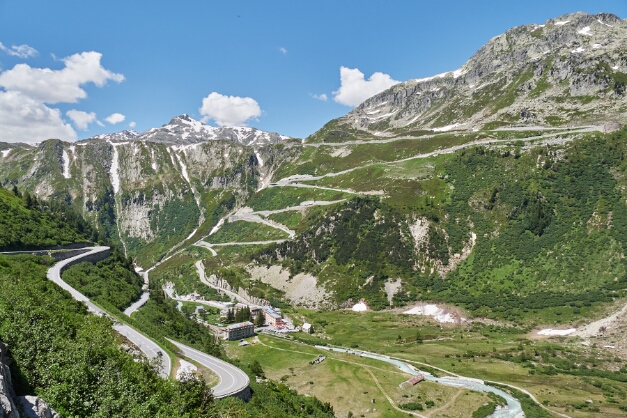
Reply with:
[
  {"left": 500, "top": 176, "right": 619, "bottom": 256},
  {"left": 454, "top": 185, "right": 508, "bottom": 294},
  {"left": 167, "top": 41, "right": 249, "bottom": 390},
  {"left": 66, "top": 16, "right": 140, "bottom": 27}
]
[
  {"left": 362, "top": 367, "right": 428, "bottom": 418},
  {"left": 254, "top": 337, "right": 427, "bottom": 417},
  {"left": 425, "top": 388, "right": 463, "bottom": 417}
]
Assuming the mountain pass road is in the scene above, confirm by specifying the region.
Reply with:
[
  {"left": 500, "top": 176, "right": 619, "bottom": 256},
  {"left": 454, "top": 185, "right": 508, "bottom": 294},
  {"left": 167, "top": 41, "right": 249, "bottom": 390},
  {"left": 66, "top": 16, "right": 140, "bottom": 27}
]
[
  {"left": 167, "top": 338, "right": 250, "bottom": 399},
  {"left": 46, "top": 246, "right": 172, "bottom": 378}
]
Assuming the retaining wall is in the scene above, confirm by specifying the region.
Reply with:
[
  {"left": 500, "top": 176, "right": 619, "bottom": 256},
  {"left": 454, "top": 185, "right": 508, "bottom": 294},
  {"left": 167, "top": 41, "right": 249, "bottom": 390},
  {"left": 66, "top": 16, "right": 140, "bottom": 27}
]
[{"left": 58, "top": 248, "right": 110, "bottom": 276}]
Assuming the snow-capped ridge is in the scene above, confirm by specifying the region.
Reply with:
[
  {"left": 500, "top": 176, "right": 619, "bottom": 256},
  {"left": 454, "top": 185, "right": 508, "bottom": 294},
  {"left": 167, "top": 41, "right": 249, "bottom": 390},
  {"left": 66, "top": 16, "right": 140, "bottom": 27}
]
[{"left": 86, "top": 114, "right": 291, "bottom": 146}]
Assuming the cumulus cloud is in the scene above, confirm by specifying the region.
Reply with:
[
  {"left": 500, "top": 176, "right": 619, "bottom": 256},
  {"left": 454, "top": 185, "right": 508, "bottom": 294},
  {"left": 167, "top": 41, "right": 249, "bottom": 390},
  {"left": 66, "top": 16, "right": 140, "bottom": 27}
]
[
  {"left": 105, "top": 113, "right": 125, "bottom": 124},
  {"left": 66, "top": 109, "right": 97, "bottom": 130},
  {"left": 129, "top": 121, "right": 136, "bottom": 128},
  {"left": 0, "top": 51, "right": 123, "bottom": 143},
  {"left": 311, "top": 93, "right": 327, "bottom": 101},
  {"left": 0, "top": 91, "right": 76, "bottom": 142},
  {"left": 333, "top": 66, "right": 399, "bottom": 107},
  {"left": 0, "top": 51, "right": 124, "bottom": 104},
  {"left": 0, "top": 42, "right": 38, "bottom": 58},
  {"left": 279, "top": 47, "right": 287, "bottom": 55},
  {"left": 199, "top": 92, "right": 261, "bottom": 127},
  {"left": 96, "top": 120, "right": 104, "bottom": 127}
]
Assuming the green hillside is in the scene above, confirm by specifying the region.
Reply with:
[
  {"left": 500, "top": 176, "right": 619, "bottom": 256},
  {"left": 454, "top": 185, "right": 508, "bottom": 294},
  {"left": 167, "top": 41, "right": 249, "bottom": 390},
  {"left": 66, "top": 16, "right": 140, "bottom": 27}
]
[
  {"left": 242, "top": 128, "right": 627, "bottom": 322},
  {"left": 0, "top": 180, "right": 337, "bottom": 418},
  {"left": 0, "top": 187, "right": 92, "bottom": 250}
]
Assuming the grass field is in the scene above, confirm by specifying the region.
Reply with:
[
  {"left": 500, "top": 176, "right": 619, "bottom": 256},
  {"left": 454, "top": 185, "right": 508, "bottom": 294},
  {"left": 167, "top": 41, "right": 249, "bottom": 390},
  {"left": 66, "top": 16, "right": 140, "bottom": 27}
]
[
  {"left": 206, "top": 220, "right": 289, "bottom": 243},
  {"left": 225, "top": 334, "right": 492, "bottom": 418},
  {"left": 276, "top": 309, "right": 627, "bottom": 417}
]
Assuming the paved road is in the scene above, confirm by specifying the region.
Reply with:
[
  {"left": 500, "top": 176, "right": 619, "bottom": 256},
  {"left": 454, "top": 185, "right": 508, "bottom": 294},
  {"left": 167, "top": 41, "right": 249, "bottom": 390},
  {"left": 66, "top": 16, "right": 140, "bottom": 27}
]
[
  {"left": 273, "top": 126, "right": 599, "bottom": 190},
  {"left": 46, "top": 246, "right": 172, "bottom": 378},
  {"left": 167, "top": 338, "right": 250, "bottom": 399},
  {"left": 194, "top": 260, "right": 255, "bottom": 305},
  {"left": 123, "top": 270, "right": 150, "bottom": 316},
  {"left": 302, "top": 125, "right": 600, "bottom": 146},
  {"left": 228, "top": 210, "right": 296, "bottom": 238}
]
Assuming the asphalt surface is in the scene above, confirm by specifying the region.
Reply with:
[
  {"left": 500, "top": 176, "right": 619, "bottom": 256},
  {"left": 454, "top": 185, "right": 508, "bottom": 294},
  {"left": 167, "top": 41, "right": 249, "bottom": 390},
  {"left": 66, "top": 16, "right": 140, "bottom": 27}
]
[
  {"left": 46, "top": 246, "right": 172, "bottom": 378},
  {"left": 167, "top": 339, "right": 250, "bottom": 399}
]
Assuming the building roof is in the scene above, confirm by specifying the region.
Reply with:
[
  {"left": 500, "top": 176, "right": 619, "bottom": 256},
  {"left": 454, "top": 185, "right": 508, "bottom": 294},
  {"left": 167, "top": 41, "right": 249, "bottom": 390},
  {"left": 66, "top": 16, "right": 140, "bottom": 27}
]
[
  {"left": 226, "top": 321, "right": 254, "bottom": 330},
  {"left": 302, "top": 323, "right": 312, "bottom": 329},
  {"left": 262, "top": 307, "right": 282, "bottom": 319}
]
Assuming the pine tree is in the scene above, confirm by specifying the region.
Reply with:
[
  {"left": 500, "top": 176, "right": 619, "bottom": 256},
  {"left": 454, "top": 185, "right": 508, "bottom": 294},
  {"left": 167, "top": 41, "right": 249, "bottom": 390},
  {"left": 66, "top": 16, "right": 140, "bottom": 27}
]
[
  {"left": 226, "top": 308, "right": 235, "bottom": 323},
  {"left": 255, "top": 310, "right": 265, "bottom": 327}
]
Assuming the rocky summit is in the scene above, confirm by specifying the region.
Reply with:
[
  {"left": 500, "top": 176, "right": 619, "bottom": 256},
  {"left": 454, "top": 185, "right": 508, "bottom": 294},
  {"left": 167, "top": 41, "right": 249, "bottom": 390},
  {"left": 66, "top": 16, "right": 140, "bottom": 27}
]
[
  {"left": 309, "top": 12, "right": 627, "bottom": 142},
  {"left": 90, "top": 114, "right": 292, "bottom": 146}
]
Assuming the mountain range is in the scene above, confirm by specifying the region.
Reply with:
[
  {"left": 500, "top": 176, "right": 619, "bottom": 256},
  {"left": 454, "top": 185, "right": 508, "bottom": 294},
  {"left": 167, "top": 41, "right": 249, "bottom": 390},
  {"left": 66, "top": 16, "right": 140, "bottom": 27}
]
[
  {"left": 1, "top": 12, "right": 627, "bottom": 312},
  {"left": 309, "top": 12, "right": 627, "bottom": 142}
]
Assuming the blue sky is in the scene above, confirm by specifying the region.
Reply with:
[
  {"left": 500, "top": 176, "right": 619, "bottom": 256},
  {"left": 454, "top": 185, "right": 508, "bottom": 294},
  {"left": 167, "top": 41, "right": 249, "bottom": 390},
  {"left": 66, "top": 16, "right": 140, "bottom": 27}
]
[{"left": 0, "top": 0, "right": 626, "bottom": 143}]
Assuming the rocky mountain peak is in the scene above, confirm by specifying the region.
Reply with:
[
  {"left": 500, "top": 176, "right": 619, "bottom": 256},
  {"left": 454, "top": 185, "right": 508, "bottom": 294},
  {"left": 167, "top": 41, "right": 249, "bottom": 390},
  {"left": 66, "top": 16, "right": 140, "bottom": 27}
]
[
  {"left": 309, "top": 12, "right": 627, "bottom": 142},
  {"left": 84, "top": 115, "right": 291, "bottom": 146}
]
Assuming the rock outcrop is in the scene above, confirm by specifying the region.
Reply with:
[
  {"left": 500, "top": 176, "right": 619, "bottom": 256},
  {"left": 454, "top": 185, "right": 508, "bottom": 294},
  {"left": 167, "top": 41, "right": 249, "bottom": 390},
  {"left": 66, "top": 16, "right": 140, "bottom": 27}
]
[
  {"left": 309, "top": 12, "right": 627, "bottom": 141},
  {"left": 0, "top": 341, "right": 59, "bottom": 418},
  {"left": 0, "top": 342, "right": 19, "bottom": 418}
]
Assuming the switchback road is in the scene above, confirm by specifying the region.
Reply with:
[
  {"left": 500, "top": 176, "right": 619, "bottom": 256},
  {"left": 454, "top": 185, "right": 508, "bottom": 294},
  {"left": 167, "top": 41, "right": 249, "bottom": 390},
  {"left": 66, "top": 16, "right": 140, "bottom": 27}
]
[
  {"left": 46, "top": 246, "right": 172, "bottom": 378},
  {"left": 167, "top": 339, "right": 250, "bottom": 399}
]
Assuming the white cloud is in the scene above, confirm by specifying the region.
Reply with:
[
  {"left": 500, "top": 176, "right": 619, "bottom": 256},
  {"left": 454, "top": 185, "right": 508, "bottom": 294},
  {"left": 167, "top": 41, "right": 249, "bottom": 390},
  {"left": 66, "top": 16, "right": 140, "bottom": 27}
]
[
  {"left": 66, "top": 109, "right": 97, "bottom": 130},
  {"left": 105, "top": 113, "right": 125, "bottom": 124},
  {"left": 0, "top": 91, "right": 76, "bottom": 143},
  {"left": 0, "top": 51, "right": 123, "bottom": 143},
  {"left": 199, "top": 92, "right": 261, "bottom": 127},
  {"left": 129, "top": 121, "right": 136, "bottom": 128},
  {"left": 333, "top": 66, "right": 399, "bottom": 107},
  {"left": 0, "top": 51, "right": 124, "bottom": 104},
  {"left": 312, "top": 93, "right": 327, "bottom": 101},
  {"left": 96, "top": 120, "right": 104, "bottom": 127},
  {"left": 279, "top": 47, "right": 287, "bottom": 55},
  {"left": 0, "top": 42, "right": 38, "bottom": 58}
]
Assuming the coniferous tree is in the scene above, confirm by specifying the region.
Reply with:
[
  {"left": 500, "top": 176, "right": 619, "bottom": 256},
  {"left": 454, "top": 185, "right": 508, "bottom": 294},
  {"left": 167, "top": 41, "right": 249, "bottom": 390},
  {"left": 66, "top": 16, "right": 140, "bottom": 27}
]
[{"left": 255, "top": 310, "right": 265, "bottom": 327}]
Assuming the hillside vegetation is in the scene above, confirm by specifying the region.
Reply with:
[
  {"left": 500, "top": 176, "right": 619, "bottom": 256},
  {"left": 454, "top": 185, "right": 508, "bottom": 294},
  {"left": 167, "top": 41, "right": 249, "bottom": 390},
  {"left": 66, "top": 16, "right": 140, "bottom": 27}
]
[
  {"left": 0, "top": 183, "right": 338, "bottom": 418},
  {"left": 0, "top": 187, "right": 91, "bottom": 250},
  {"left": 248, "top": 128, "right": 627, "bottom": 322}
]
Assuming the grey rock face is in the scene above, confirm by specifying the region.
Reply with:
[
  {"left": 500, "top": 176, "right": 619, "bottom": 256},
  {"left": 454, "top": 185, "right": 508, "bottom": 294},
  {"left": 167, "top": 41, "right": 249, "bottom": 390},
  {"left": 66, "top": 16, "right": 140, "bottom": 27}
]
[
  {"left": 0, "top": 342, "right": 60, "bottom": 418},
  {"left": 89, "top": 114, "right": 291, "bottom": 146},
  {"left": 310, "top": 12, "right": 627, "bottom": 141},
  {"left": 17, "top": 396, "right": 60, "bottom": 418},
  {"left": 0, "top": 341, "right": 19, "bottom": 418}
]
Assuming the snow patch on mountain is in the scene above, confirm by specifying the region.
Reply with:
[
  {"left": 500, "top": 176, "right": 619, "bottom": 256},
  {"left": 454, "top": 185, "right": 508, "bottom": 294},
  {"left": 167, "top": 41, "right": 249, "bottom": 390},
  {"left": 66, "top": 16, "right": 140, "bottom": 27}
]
[
  {"left": 62, "top": 149, "right": 71, "bottom": 179},
  {"left": 109, "top": 142, "right": 128, "bottom": 194},
  {"left": 89, "top": 114, "right": 291, "bottom": 146}
]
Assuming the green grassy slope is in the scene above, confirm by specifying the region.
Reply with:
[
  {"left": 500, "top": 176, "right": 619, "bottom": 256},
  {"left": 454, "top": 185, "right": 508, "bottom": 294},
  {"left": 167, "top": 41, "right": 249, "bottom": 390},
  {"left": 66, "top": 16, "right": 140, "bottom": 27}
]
[
  {"left": 247, "top": 128, "right": 627, "bottom": 322},
  {"left": 0, "top": 187, "right": 91, "bottom": 250}
]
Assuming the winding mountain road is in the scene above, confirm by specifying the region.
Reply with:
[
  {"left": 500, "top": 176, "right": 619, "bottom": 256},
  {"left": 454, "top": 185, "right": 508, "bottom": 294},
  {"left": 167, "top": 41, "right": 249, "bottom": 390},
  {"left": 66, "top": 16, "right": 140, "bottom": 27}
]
[
  {"left": 46, "top": 246, "right": 172, "bottom": 378},
  {"left": 44, "top": 246, "right": 251, "bottom": 398},
  {"left": 276, "top": 126, "right": 600, "bottom": 189},
  {"left": 167, "top": 339, "right": 250, "bottom": 399}
]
